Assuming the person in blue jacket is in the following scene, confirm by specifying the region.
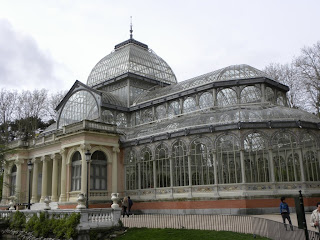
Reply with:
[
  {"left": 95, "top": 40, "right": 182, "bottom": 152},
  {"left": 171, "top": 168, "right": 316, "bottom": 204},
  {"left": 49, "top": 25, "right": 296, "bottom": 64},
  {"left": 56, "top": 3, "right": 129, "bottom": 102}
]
[{"left": 280, "top": 197, "right": 293, "bottom": 230}]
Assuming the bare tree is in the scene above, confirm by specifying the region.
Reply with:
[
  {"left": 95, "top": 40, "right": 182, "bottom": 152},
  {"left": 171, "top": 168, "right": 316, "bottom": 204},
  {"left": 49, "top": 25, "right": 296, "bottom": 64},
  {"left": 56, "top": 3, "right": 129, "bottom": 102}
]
[
  {"left": 263, "top": 62, "right": 307, "bottom": 110},
  {"left": 46, "top": 90, "right": 67, "bottom": 121},
  {"left": 295, "top": 41, "right": 320, "bottom": 116}
]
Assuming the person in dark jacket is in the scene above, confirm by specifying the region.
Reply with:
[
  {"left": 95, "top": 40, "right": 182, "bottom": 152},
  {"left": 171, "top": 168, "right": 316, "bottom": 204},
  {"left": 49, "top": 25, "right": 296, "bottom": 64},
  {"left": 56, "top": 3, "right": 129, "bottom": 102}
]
[
  {"left": 280, "top": 197, "right": 293, "bottom": 230},
  {"left": 128, "top": 196, "right": 133, "bottom": 214}
]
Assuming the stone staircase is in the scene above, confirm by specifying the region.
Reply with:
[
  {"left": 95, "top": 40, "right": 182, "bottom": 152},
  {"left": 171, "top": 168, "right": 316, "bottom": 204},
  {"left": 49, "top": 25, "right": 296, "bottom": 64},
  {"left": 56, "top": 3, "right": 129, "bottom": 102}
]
[{"left": 30, "top": 202, "right": 59, "bottom": 210}]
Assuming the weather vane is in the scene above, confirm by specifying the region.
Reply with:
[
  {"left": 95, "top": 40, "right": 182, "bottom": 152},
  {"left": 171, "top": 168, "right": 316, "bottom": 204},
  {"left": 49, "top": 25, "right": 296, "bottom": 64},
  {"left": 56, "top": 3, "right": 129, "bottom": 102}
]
[{"left": 130, "top": 16, "right": 133, "bottom": 39}]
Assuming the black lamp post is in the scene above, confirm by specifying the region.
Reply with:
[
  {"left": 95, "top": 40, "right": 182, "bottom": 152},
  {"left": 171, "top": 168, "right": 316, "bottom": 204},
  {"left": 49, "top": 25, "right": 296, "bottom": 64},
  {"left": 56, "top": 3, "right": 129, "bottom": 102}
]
[
  {"left": 27, "top": 160, "right": 33, "bottom": 210},
  {"left": 85, "top": 150, "right": 91, "bottom": 209}
]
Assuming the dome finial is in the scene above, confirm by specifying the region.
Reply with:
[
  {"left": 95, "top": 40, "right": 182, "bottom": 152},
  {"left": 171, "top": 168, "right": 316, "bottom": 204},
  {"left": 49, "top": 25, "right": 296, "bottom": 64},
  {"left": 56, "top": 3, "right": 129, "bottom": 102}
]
[{"left": 130, "top": 16, "right": 133, "bottom": 39}]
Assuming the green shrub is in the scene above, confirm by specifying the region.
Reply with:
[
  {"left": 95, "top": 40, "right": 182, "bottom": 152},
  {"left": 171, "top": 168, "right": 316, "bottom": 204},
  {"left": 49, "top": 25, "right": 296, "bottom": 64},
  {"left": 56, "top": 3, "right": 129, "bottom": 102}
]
[{"left": 9, "top": 211, "right": 26, "bottom": 230}]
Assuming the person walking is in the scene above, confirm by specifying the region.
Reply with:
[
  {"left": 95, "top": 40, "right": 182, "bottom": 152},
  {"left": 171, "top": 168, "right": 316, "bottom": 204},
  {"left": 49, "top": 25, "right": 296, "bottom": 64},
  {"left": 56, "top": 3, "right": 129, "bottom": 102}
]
[
  {"left": 310, "top": 202, "right": 320, "bottom": 234},
  {"left": 121, "top": 196, "right": 129, "bottom": 217},
  {"left": 280, "top": 197, "right": 293, "bottom": 231},
  {"left": 128, "top": 196, "right": 133, "bottom": 215}
]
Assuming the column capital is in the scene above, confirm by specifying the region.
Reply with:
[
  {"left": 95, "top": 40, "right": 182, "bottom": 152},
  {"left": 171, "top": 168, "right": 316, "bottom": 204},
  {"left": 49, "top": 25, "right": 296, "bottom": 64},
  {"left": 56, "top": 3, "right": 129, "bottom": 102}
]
[
  {"left": 14, "top": 158, "right": 25, "bottom": 166},
  {"left": 112, "top": 147, "right": 120, "bottom": 153},
  {"left": 41, "top": 155, "right": 50, "bottom": 163},
  {"left": 31, "top": 157, "right": 40, "bottom": 164},
  {"left": 51, "top": 153, "right": 61, "bottom": 160},
  {"left": 79, "top": 144, "right": 91, "bottom": 152},
  {"left": 60, "top": 148, "right": 67, "bottom": 156}
]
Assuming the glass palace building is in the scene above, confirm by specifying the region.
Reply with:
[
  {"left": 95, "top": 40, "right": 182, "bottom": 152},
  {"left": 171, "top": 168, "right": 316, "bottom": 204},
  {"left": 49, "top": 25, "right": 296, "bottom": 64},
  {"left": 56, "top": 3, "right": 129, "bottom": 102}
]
[{"left": 1, "top": 36, "right": 320, "bottom": 214}]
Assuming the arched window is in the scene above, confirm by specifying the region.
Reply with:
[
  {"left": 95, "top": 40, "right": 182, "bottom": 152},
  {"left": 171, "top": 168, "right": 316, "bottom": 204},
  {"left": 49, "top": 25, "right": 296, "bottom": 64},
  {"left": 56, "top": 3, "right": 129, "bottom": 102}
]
[
  {"left": 190, "top": 139, "right": 214, "bottom": 185},
  {"left": 217, "top": 88, "right": 237, "bottom": 107},
  {"left": 125, "top": 150, "right": 137, "bottom": 190},
  {"left": 155, "top": 105, "right": 166, "bottom": 120},
  {"left": 183, "top": 97, "right": 196, "bottom": 113},
  {"left": 272, "top": 132, "right": 301, "bottom": 182},
  {"left": 59, "top": 90, "right": 99, "bottom": 128},
  {"left": 90, "top": 151, "right": 107, "bottom": 190},
  {"left": 265, "top": 87, "right": 274, "bottom": 103},
  {"left": 301, "top": 134, "right": 320, "bottom": 181},
  {"left": 10, "top": 165, "right": 17, "bottom": 196},
  {"left": 199, "top": 92, "right": 214, "bottom": 109},
  {"left": 141, "top": 109, "right": 153, "bottom": 124},
  {"left": 168, "top": 101, "right": 180, "bottom": 117},
  {"left": 172, "top": 140, "right": 189, "bottom": 186},
  {"left": 241, "top": 86, "right": 261, "bottom": 104},
  {"left": 140, "top": 147, "right": 153, "bottom": 189},
  {"left": 102, "top": 110, "right": 114, "bottom": 124},
  {"left": 216, "top": 135, "right": 241, "bottom": 184},
  {"left": 71, "top": 151, "right": 82, "bottom": 191},
  {"left": 116, "top": 113, "right": 127, "bottom": 127},
  {"left": 155, "top": 143, "right": 170, "bottom": 188},
  {"left": 244, "top": 133, "right": 269, "bottom": 182}
]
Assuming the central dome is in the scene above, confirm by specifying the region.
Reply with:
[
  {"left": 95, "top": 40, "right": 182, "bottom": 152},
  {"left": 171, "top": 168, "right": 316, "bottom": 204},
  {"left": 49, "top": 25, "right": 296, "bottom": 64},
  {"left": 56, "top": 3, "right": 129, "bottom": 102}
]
[{"left": 87, "top": 38, "right": 177, "bottom": 87}]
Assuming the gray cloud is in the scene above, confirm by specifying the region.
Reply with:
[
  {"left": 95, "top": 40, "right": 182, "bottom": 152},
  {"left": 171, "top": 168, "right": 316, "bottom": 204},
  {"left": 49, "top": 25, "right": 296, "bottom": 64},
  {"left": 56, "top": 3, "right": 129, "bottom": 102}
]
[{"left": 0, "top": 19, "right": 69, "bottom": 91}]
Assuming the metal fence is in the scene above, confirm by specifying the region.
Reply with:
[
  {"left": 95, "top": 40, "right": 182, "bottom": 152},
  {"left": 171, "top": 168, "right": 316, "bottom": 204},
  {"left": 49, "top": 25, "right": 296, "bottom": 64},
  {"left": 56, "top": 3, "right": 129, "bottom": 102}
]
[{"left": 122, "top": 214, "right": 319, "bottom": 240}]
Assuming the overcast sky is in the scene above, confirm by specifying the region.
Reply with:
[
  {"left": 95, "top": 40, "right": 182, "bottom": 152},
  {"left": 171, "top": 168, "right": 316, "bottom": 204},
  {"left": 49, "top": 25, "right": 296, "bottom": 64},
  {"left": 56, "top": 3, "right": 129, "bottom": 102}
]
[{"left": 1, "top": 0, "right": 320, "bottom": 92}]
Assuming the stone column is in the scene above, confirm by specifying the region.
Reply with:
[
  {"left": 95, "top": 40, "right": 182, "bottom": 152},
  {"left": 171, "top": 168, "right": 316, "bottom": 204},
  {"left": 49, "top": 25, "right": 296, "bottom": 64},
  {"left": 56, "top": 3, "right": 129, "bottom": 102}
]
[
  {"left": 40, "top": 156, "right": 49, "bottom": 202},
  {"left": 268, "top": 148, "right": 275, "bottom": 182},
  {"left": 31, "top": 158, "right": 39, "bottom": 203},
  {"left": 138, "top": 157, "right": 142, "bottom": 189},
  {"left": 153, "top": 157, "right": 157, "bottom": 188},
  {"left": 112, "top": 147, "right": 120, "bottom": 193},
  {"left": 15, "top": 159, "right": 24, "bottom": 203},
  {"left": 59, "top": 148, "right": 67, "bottom": 202},
  {"left": 80, "top": 144, "right": 91, "bottom": 195},
  {"left": 261, "top": 83, "right": 266, "bottom": 102},
  {"left": 188, "top": 151, "right": 192, "bottom": 186},
  {"left": 51, "top": 153, "right": 59, "bottom": 202},
  {"left": 1, "top": 166, "right": 9, "bottom": 204},
  {"left": 240, "top": 149, "right": 246, "bottom": 183}
]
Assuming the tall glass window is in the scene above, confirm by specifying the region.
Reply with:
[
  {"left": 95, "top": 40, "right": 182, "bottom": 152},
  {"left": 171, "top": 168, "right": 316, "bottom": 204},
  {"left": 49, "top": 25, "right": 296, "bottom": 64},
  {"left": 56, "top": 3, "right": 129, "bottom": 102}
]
[
  {"left": 10, "top": 165, "right": 17, "bottom": 196},
  {"left": 244, "top": 133, "right": 269, "bottom": 182},
  {"left": 90, "top": 151, "right": 107, "bottom": 190},
  {"left": 140, "top": 147, "right": 153, "bottom": 189},
  {"left": 183, "top": 97, "right": 197, "bottom": 113},
  {"left": 59, "top": 90, "right": 99, "bottom": 128},
  {"left": 216, "top": 135, "right": 241, "bottom": 184},
  {"left": 125, "top": 150, "right": 137, "bottom": 190},
  {"left": 301, "top": 133, "right": 320, "bottom": 181},
  {"left": 265, "top": 87, "right": 275, "bottom": 103},
  {"left": 141, "top": 109, "right": 153, "bottom": 124},
  {"left": 172, "top": 141, "right": 189, "bottom": 186},
  {"left": 272, "top": 132, "right": 301, "bottom": 182},
  {"left": 155, "top": 143, "right": 170, "bottom": 188},
  {"left": 71, "top": 151, "right": 82, "bottom": 191},
  {"left": 199, "top": 92, "right": 214, "bottom": 109},
  {"left": 190, "top": 139, "right": 214, "bottom": 185},
  {"left": 217, "top": 88, "right": 237, "bottom": 107}
]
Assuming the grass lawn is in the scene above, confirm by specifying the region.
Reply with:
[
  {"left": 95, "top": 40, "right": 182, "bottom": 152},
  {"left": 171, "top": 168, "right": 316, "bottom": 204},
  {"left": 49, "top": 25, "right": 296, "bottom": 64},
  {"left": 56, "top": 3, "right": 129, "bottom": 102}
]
[{"left": 116, "top": 228, "right": 270, "bottom": 240}]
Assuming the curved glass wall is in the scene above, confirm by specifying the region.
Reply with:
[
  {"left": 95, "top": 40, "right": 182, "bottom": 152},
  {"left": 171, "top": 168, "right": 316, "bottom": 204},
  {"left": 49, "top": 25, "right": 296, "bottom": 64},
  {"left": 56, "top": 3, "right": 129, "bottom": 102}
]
[
  {"left": 244, "top": 132, "right": 269, "bottom": 182},
  {"left": 191, "top": 138, "right": 214, "bottom": 185},
  {"left": 172, "top": 140, "right": 189, "bottom": 186},
  {"left": 216, "top": 135, "right": 241, "bottom": 184},
  {"left": 301, "top": 133, "right": 320, "bottom": 181},
  {"left": 59, "top": 90, "right": 99, "bottom": 128},
  {"left": 125, "top": 150, "right": 137, "bottom": 190},
  {"left": 140, "top": 147, "right": 153, "bottom": 189},
  {"left": 272, "top": 132, "right": 300, "bottom": 182},
  {"left": 102, "top": 110, "right": 114, "bottom": 124},
  {"left": 155, "top": 143, "right": 170, "bottom": 188},
  {"left": 116, "top": 113, "right": 127, "bottom": 127}
]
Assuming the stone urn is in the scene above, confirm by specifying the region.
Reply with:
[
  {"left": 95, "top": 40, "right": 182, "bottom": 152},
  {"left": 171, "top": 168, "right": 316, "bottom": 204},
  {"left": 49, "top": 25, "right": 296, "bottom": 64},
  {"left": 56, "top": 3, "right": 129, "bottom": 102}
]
[
  {"left": 8, "top": 197, "right": 15, "bottom": 210},
  {"left": 111, "top": 193, "right": 119, "bottom": 209},
  {"left": 76, "top": 193, "right": 86, "bottom": 209},
  {"left": 43, "top": 196, "right": 51, "bottom": 210}
]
